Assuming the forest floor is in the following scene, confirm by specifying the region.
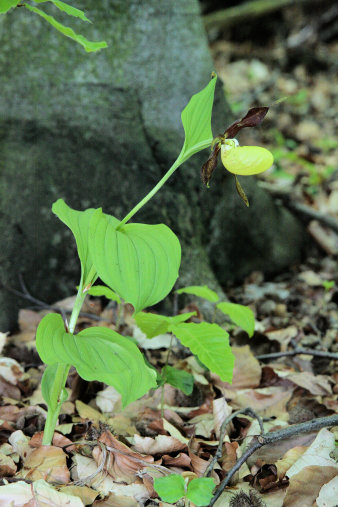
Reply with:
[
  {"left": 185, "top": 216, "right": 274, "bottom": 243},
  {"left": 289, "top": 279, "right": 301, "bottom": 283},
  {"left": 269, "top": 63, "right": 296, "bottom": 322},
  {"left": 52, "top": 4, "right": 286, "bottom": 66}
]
[{"left": 0, "top": 3, "right": 337, "bottom": 507}]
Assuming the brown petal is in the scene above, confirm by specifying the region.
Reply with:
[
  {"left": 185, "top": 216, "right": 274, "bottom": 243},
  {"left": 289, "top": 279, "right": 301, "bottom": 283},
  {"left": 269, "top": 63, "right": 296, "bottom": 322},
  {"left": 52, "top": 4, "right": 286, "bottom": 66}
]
[
  {"left": 201, "top": 144, "right": 220, "bottom": 187},
  {"left": 235, "top": 175, "right": 250, "bottom": 207},
  {"left": 225, "top": 106, "right": 269, "bottom": 139}
]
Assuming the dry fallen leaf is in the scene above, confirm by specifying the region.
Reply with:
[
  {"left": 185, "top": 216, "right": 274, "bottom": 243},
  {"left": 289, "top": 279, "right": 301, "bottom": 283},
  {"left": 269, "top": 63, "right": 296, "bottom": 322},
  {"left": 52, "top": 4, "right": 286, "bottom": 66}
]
[
  {"left": 133, "top": 434, "right": 186, "bottom": 455},
  {"left": 19, "top": 445, "right": 70, "bottom": 483},
  {"left": 93, "top": 431, "right": 155, "bottom": 484},
  {"left": 316, "top": 475, "right": 338, "bottom": 507},
  {"left": 0, "top": 479, "right": 84, "bottom": 507},
  {"left": 283, "top": 465, "right": 337, "bottom": 507}
]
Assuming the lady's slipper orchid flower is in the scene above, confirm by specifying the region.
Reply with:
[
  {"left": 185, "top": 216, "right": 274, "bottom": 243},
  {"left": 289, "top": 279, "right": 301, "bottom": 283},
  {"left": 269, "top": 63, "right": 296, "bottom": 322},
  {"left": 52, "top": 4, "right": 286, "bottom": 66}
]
[{"left": 201, "top": 106, "right": 274, "bottom": 206}]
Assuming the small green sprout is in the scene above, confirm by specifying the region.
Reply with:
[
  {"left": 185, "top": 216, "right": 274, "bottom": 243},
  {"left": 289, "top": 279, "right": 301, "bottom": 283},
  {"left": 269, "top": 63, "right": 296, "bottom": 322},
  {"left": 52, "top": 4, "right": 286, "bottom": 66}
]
[
  {"left": 322, "top": 280, "right": 335, "bottom": 292},
  {"left": 154, "top": 474, "right": 215, "bottom": 506}
]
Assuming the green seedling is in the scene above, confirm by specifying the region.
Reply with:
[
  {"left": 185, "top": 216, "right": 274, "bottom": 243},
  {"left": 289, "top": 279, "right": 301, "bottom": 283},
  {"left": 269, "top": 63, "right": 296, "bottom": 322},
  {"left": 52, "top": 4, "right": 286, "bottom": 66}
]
[
  {"left": 176, "top": 285, "right": 255, "bottom": 337},
  {"left": 322, "top": 280, "right": 335, "bottom": 292},
  {"left": 32, "top": 74, "right": 273, "bottom": 445},
  {"left": 0, "top": 0, "right": 107, "bottom": 52},
  {"left": 154, "top": 474, "right": 215, "bottom": 507}
]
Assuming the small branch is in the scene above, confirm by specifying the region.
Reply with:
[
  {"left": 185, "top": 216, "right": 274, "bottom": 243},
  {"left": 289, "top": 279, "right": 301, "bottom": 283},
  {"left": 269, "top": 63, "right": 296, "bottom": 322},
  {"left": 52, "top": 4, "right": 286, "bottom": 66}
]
[
  {"left": 1, "top": 280, "right": 103, "bottom": 322},
  {"left": 258, "top": 183, "right": 338, "bottom": 234},
  {"left": 204, "top": 407, "right": 263, "bottom": 478},
  {"left": 287, "top": 201, "right": 338, "bottom": 234},
  {"left": 210, "top": 414, "right": 338, "bottom": 506},
  {"left": 256, "top": 348, "right": 338, "bottom": 361},
  {"left": 203, "top": 0, "right": 319, "bottom": 34}
]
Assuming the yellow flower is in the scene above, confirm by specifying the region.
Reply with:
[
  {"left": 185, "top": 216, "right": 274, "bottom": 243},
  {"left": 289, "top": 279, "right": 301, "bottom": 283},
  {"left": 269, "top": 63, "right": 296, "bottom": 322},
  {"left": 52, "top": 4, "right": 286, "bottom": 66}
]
[{"left": 221, "top": 141, "right": 274, "bottom": 176}]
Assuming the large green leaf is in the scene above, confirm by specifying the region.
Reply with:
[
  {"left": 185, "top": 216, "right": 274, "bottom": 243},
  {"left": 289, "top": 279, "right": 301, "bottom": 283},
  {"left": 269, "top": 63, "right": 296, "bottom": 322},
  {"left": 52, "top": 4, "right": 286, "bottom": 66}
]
[
  {"left": 162, "top": 365, "right": 194, "bottom": 395},
  {"left": 0, "top": 0, "right": 18, "bottom": 14},
  {"left": 217, "top": 302, "right": 255, "bottom": 337},
  {"left": 134, "top": 311, "right": 196, "bottom": 338},
  {"left": 41, "top": 363, "right": 68, "bottom": 410},
  {"left": 176, "top": 285, "right": 219, "bottom": 303},
  {"left": 88, "top": 209, "right": 181, "bottom": 313},
  {"left": 187, "top": 478, "right": 215, "bottom": 507},
  {"left": 24, "top": 4, "right": 107, "bottom": 52},
  {"left": 36, "top": 313, "right": 157, "bottom": 406},
  {"left": 153, "top": 475, "right": 186, "bottom": 503},
  {"left": 169, "top": 322, "right": 234, "bottom": 383},
  {"left": 52, "top": 199, "right": 97, "bottom": 288},
  {"left": 177, "top": 74, "right": 217, "bottom": 164},
  {"left": 33, "top": 0, "right": 91, "bottom": 22},
  {"left": 87, "top": 285, "right": 121, "bottom": 304}
]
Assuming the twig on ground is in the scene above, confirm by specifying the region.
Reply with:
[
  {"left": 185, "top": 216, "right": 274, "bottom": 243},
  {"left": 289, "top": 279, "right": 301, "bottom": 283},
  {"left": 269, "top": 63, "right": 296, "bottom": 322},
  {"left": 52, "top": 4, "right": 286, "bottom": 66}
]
[
  {"left": 256, "top": 348, "right": 338, "bottom": 361},
  {"left": 258, "top": 183, "right": 338, "bottom": 234},
  {"left": 1, "top": 278, "right": 103, "bottom": 322},
  {"left": 204, "top": 407, "right": 264, "bottom": 478},
  {"left": 210, "top": 414, "right": 338, "bottom": 506}
]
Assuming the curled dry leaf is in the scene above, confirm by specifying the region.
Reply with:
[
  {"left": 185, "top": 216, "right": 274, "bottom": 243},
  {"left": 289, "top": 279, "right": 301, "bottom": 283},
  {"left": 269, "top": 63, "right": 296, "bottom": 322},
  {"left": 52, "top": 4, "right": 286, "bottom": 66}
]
[
  {"left": 8, "top": 430, "right": 31, "bottom": 460},
  {"left": 133, "top": 434, "right": 186, "bottom": 455},
  {"left": 59, "top": 485, "right": 98, "bottom": 505},
  {"left": 0, "top": 453, "right": 17, "bottom": 476},
  {"left": 18, "top": 445, "right": 70, "bottom": 484},
  {"left": 93, "top": 492, "right": 140, "bottom": 506},
  {"left": 286, "top": 372, "right": 332, "bottom": 396},
  {"left": 93, "top": 431, "right": 154, "bottom": 484},
  {"left": 286, "top": 428, "right": 337, "bottom": 477},
  {"left": 212, "top": 346, "right": 261, "bottom": 394},
  {"left": 30, "top": 430, "right": 75, "bottom": 451},
  {"left": 0, "top": 479, "right": 84, "bottom": 507},
  {"left": 162, "top": 453, "right": 191, "bottom": 468},
  {"left": 213, "top": 397, "right": 232, "bottom": 439},
  {"left": 221, "top": 441, "right": 239, "bottom": 474},
  {"left": 283, "top": 465, "right": 337, "bottom": 507},
  {"left": 72, "top": 454, "right": 150, "bottom": 501},
  {"left": 316, "top": 476, "right": 338, "bottom": 507}
]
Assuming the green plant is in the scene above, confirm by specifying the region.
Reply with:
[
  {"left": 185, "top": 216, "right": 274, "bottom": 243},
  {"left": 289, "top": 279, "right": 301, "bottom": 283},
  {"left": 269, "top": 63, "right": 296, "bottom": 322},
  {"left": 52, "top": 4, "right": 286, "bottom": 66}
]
[
  {"left": 154, "top": 474, "right": 215, "bottom": 507},
  {"left": 32, "top": 74, "right": 273, "bottom": 445},
  {"left": 0, "top": 0, "right": 107, "bottom": 52},
  {"left": 176, "top": 285, "right": 255, "bottom": 336}
]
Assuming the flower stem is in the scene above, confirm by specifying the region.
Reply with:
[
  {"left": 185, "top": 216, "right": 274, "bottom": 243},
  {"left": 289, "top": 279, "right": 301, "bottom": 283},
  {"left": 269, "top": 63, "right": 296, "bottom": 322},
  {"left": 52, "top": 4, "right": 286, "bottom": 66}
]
[
  {"left": 117, "top": 159, "right": 181, "bottom": 229},
  {"left": 42, "top": 283, "right": 87, "bottom": 445}
]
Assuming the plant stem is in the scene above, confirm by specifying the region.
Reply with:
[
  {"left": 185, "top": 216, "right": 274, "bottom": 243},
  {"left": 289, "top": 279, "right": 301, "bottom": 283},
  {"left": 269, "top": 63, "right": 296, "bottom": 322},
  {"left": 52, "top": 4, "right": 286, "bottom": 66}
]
[
  {"left": 42, "top": 363, "right": 69, "bottom": 445},
  {"left": 160, "top": 335, "right": 174, "bottom": 418},
  {"left": 42, "top": 284, "right": 87, "bottom": 445},
  {"left": 117, "top": 159, "right": 181, "bottom": 229}
]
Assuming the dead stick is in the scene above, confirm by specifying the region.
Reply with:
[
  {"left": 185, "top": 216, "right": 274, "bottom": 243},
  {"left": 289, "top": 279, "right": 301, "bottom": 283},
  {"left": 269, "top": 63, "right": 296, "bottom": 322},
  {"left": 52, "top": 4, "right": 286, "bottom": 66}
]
[
  {"left": 210, "top": 414, "right": 338, "bottom": 506},
  {"left": 256, "top": 348, "right": 338, "bottom": 361},
  {"left": 203, "top": 0, "right": 319, "bottom": 33},
  {"left": 204, "top": 407, "right": 263, "bottom": 478}
]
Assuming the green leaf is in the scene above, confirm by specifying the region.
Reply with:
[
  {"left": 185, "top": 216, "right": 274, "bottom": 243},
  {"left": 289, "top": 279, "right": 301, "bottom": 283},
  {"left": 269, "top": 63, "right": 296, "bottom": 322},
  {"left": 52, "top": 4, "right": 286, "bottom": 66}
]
[
  {"left": 178, "top": 74, "right": 217, "bottom": 164},
  {"left": 162, "top": 365, "right": 194, "bottom": 395},
  {"left": 134, "top": 311, "right": 196, "bottom": 339},
  {"left": 0, "top": 0, "right": 18, "bottom": 14},
  {"left": 89, "top": 209, "right": 181, "bottom": 313},
  {"left": 87, "top": 285, "right": 121, "bottom": 304},
  {"left": 217, "top": 302, "right": 255, "bottom": 337},
  {"left": 187, "top": 478, "right": 215, "bottom": 506},
  {"left": 36, "top": 314, "right": 157, "bottom": 406},
  {"left": 41, "top": 363, "right": 68, "bottom": 410},
  {"left": 24, "top": 4, "right": 107, "bottom": 52},
  {"left": 153, "top": 474, "right": 186, "bottom": 503},
  {"left": 176, "top": 285, "right": 219, "bottom": 303},
  {"left": 169, "top": 322, "right": 234, "bottom": 383},
  {"left": 52, "top": 199, "right": 98, "bottom": 288},
  {"left": 33, "top": 0, "right": 91, "bottom": 22}
]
